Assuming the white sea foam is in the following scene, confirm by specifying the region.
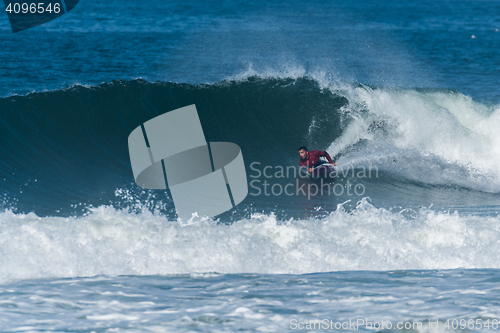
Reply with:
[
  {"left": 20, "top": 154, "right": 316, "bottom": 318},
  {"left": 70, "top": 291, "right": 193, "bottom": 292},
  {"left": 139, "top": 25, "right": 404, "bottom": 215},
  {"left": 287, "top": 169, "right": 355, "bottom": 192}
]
[
  {"left": 1, "top": 199, "right": 500, "bottom": 284},
  {"left": 324, "top": 85, "right": 500, "bottom": 192}
]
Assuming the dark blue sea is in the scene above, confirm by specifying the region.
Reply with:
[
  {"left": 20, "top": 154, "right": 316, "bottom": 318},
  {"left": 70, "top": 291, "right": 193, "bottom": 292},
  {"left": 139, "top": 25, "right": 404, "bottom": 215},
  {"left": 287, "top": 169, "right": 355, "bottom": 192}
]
[{"left": 1, "top": 0, "right": 500, "bottom": 331}]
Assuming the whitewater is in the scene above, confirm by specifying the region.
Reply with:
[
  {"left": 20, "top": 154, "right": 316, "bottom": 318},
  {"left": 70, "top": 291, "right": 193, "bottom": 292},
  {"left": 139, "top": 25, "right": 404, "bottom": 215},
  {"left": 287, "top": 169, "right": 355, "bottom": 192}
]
[{"left": 1, "top": 198, "right": 500, "bottom": 285}]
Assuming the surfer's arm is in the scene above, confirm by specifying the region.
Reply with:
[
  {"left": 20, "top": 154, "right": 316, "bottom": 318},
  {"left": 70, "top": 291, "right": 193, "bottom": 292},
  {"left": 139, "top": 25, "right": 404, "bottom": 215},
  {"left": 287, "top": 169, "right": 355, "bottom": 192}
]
[
  {"left": 299, "top": 160, "right": 309, "bottom": 172},
  {"left": 324, "top": 151, "right": 333, "bottom": 164},
  {"left": 299, "top": 161, "right": 313, "bottom": 174},
  {"left": 300, "top": 164, "right": 313, "bottom": 173}
]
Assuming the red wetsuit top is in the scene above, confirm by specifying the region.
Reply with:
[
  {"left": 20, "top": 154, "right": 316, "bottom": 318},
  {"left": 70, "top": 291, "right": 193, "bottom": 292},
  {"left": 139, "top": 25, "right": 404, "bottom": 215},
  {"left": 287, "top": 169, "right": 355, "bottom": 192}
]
[{"left": 300, "top": 150, "right": 333, "bottom": 170}]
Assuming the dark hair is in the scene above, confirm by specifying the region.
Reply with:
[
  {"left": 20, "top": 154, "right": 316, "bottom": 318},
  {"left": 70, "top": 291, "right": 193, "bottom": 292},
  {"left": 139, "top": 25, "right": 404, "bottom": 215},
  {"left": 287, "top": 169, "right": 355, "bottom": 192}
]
[{"left": 298, "top": 146, "right": 308, "bottom": 152}]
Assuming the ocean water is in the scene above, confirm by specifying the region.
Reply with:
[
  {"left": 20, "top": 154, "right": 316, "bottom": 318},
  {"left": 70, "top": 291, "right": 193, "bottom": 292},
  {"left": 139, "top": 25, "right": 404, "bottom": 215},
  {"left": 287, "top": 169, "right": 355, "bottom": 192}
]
[{"left": 1, "top": 0, "right": 500, "bottom": 331}]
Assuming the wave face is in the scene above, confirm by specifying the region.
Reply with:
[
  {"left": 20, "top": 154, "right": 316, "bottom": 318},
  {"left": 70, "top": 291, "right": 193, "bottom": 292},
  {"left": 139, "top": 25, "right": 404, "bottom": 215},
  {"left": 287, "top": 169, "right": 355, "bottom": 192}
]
[
  {"left": 1, "top": 77, "right": 499, "bottom": 216},
  {"left": 1, "top": 198, "right": 500, "bottom": 285}
]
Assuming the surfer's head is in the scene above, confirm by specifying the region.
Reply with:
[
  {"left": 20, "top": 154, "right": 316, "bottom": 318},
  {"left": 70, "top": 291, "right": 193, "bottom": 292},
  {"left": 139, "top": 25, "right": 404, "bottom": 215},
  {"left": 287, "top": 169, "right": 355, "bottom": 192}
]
[{"left": 298, "top": 146, "right": 308, "bottom": 160}]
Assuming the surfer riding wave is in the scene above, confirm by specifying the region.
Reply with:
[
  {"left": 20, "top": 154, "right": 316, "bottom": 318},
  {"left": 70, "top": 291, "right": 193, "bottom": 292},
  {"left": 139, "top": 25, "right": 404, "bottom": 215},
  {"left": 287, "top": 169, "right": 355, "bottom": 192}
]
[{"left": 298, "top": 146, "right": 335, "bottom": 174}]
